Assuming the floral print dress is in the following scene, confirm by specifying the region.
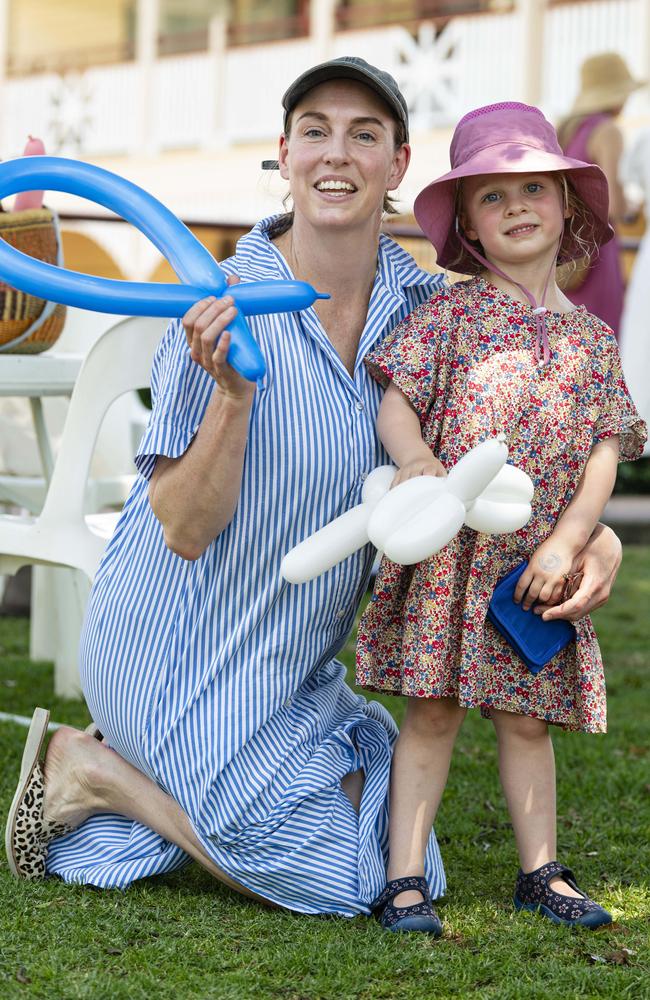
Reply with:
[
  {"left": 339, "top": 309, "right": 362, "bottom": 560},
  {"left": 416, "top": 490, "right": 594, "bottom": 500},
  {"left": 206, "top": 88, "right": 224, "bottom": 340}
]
[{"left": 355, "top": 277, "right": 646, "bottom": 732}]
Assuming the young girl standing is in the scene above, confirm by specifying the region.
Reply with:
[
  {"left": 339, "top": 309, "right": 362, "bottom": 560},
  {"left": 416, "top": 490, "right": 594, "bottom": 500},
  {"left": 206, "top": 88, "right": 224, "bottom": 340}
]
[{"left": 356, "top": 103, "right": 646, "bottom": 935}]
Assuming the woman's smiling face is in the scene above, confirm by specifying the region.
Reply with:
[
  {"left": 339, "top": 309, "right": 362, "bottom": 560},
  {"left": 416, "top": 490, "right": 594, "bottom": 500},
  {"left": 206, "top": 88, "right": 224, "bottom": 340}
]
[
  {"left": 461, "top": 172, "right": 570, "bottom": 270},
  {"left": 278, "top": 79, "right": 410, "bottom": 234}
]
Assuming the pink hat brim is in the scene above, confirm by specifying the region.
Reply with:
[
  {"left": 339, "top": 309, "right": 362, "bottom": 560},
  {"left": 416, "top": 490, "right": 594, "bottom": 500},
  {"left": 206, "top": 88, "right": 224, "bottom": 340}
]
[{"left": 414, "top": 143, "right": 613, "bottom": 272}]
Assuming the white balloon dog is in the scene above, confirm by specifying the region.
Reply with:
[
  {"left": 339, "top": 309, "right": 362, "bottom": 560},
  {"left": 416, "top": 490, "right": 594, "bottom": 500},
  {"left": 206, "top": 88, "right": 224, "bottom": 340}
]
[{"left": 280, "top": 436, "right": 534, "bottom": 585}]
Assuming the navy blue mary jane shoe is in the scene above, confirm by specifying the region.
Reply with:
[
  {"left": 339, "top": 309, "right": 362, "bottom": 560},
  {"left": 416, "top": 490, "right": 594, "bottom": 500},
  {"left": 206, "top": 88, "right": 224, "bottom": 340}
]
[
  {"left": 371, "top": 875, "right": 443, "bottom": 935},
  {"left": 514, "top": 860, "right": 612, "bottom": 929}
]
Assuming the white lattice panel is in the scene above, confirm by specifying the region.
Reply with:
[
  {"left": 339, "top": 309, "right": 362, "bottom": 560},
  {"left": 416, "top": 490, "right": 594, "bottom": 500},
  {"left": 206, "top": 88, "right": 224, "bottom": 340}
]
[
  {"left": 333, "top": 18, "right": 521, "bottom": 131},
  {"left": 545, "top": 0, "right": 647, "bottom": 120},
  {"left": 82, "top": 63, "right": 142, "bottom": 155},
  {"left": 3, "top": 74, "right": 59, "bottom": 157},
  {"left": 224, "top": 39, "right": 313, "bottom": 142},
  {"left": 153, "top": 54, "right": 216, "bottom": 149}
]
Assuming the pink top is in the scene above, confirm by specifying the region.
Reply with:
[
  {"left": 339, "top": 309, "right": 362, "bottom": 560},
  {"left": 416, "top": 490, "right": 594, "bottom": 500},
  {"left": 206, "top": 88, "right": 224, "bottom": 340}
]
[{"left": 563, "top": 114, "right": 624, "bottom": 338}]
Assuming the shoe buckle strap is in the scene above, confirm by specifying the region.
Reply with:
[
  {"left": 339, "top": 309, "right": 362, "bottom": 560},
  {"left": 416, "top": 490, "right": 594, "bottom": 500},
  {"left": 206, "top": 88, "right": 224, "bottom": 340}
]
[{"left": 371, "top": 875, "right": 431, "bottom": 912}]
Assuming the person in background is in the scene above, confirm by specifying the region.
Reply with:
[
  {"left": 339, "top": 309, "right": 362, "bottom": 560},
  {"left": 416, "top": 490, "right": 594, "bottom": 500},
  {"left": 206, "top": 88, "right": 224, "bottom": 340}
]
[
  {"left": 619, "top": 127, "right": 650, "bottom": 455},
  {"left": 557, "top": 51, "right": 645, "bottom": 338}
]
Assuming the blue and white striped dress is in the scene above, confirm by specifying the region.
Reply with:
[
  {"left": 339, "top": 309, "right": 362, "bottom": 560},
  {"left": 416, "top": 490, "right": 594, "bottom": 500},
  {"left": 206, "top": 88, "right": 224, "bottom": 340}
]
[{"left": 46, "top": 221, "right": 447, "bottom": 914}]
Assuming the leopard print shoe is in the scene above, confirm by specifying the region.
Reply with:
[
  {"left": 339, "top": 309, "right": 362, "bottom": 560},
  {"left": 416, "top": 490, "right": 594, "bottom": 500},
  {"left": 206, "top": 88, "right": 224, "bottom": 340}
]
[{"left": 5, "top": 708, "right": 73, "bottom": 879}]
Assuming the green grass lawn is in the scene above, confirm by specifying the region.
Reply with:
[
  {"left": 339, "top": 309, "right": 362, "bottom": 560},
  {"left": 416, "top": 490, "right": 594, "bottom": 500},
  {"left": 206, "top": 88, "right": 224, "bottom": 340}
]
[{"left": 0, "top": 549, "right": 649, "bottom": 999}]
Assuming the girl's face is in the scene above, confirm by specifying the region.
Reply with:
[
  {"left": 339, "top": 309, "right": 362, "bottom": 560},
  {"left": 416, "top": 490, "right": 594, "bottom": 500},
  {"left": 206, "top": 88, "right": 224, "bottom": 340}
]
[
  {"left": 277, "top": 79, "right": 410, "bottom": 234},
  {"left": 461, "top": 172, "right": 570, "bottom": 270}
]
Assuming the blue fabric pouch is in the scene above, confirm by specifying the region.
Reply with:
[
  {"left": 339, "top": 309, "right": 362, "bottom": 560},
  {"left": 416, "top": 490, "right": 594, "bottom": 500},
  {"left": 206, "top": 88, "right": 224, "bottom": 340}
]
[{"left": 487, "top": 562, "right": 576, "bottom": 675}]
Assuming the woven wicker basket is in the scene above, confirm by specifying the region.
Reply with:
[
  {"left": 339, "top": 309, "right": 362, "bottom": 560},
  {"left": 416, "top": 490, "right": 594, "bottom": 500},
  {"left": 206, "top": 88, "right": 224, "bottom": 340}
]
[{"left": 0, "top": 207, "right": 66, "bottom": 354}]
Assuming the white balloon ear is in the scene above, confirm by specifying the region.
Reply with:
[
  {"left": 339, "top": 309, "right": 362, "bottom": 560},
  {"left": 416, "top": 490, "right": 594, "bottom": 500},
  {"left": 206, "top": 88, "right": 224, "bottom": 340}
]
[
  {"left": 479, "top": 464, "right": 534, "bottom": 504},
  {"left": 445, "top": 437, "right": 508, "bottom": 503},
  {"left": 464, "top": 498, "right": 532, "bottom": 534}
]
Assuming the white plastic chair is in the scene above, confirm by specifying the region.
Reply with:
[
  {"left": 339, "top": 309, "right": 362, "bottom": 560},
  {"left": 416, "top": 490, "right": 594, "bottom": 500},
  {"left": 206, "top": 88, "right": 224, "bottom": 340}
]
[
  {"left": 0, "top": 307, "right": 143, "bottom": 514},
  {"left": 0, "top": 315, "right": 168, "bottom": 696}
]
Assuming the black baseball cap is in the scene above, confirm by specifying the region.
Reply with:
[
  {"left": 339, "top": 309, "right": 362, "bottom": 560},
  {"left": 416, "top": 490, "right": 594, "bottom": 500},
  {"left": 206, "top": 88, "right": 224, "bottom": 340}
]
[
  {"left": 262, "top": 56, "right": 409, "bottom": 169},
  {"left": 283, "top": 56, "right": 409, "bottom": 140}
]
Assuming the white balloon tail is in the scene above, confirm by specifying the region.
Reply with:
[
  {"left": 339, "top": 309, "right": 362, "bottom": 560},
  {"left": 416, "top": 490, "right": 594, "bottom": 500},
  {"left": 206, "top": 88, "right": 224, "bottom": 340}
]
[
  {"left": 367, "top": 475, "right": 446, "bottom": 551},
  {"left": 480, "top": 463, "right": 534, "bottom": 504},
  {"left": 382, "top": 492, "right": 466, "bottom": 565},
  {"left": 281, "top": 503, "right": 371, "bottom": 584},
  {"left": 464, "top": 498, "right": 532, "bottom": 534},
  {"left": 360, "top": 465, "right": 396, "bottom": 505},
  {"left": 446, "top": 437, "right": 508, "bottom": 503}
]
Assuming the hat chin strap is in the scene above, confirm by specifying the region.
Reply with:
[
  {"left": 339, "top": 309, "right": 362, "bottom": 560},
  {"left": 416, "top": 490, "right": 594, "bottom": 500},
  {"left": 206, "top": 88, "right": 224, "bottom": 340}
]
[{"left": 455, "top": 226, "right": 561, "bottom": 367}]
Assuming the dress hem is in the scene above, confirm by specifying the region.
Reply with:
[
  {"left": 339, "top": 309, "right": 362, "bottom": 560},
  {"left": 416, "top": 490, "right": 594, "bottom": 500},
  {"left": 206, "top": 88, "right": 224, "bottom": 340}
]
[{"left": 355, "top": 683, "right": 607, "bottom": 734}]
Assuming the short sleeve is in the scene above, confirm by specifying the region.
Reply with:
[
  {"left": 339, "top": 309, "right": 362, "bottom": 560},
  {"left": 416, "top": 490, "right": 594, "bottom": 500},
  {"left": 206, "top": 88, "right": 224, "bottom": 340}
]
[
  {"left": 135, "top": 318, "right": 216, "bottom": 480},
  {"left": 592, "top": 330, "right": 647, "bottom": 461},
  {"left": 364, "top": 296, "right": 447, "bottom": 420}
]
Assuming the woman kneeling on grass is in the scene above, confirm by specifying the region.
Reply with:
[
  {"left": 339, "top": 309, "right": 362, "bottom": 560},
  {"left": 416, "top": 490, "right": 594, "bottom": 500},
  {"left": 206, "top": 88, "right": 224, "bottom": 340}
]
[{"left": 6, "top": 62, "right": 626, "bottom": 921}]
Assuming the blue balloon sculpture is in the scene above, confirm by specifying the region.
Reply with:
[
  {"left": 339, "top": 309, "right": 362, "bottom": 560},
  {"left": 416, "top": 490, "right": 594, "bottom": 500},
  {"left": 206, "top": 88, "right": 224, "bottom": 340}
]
[{"left": 0, "top": 156, "right": 329, "bottom": 381}]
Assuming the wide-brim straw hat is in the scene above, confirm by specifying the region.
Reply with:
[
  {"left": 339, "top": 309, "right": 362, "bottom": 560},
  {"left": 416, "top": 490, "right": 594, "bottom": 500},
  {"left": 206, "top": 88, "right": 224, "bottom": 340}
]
[
  {"left": 414, "top": 101, "right": 613, "bottom": 274},
  {"left": 571, "top": 51, "right": 645, "bottom": 115}
]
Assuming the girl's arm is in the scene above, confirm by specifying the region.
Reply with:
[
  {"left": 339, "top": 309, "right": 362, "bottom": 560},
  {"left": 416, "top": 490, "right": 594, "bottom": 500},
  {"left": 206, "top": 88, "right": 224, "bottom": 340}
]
[
  {"left": 514, "top": 436, "right": 620, "bottom": 610},
  {"left": 377, "top": 382, "right": 446, "bottom": 485}
]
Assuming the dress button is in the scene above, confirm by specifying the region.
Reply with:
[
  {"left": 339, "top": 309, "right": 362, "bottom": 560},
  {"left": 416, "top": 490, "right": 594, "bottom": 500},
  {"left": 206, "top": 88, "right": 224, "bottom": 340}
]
[
  {"left": 360, "top": 471, "right": 368, "bottom": 481},
  {"left": 355, "top": 401, "right": 364, "bottom": 412},
  {"left": 336, "top": 608, "right": 346, "bottom": 620}
]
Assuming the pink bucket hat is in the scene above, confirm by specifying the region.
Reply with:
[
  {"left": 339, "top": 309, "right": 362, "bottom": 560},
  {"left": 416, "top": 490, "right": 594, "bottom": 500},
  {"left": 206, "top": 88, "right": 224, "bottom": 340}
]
[{"left": 414, "top": 101, "right": 613, "bottom": 273}]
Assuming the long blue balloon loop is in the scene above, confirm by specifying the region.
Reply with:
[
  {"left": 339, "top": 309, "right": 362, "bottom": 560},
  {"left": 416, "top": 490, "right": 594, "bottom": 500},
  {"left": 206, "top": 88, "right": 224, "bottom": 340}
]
[{"left": 0, "top": 157, "right": 329, "bottom": 381}]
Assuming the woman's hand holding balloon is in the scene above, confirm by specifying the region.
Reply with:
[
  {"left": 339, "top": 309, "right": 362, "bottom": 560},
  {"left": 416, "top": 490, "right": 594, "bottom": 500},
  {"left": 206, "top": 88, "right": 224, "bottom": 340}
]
[
  {"left": 182, "top": 278, "right": 255, "bottom": 402},
  {"left": 210, "top": 328, "right": 257, "bottom": 403}
]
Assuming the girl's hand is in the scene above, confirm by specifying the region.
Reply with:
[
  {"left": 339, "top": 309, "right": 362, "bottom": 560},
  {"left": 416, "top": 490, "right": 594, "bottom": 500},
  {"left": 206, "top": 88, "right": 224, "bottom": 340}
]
[
  {"left": 392, "top": 452, "right": 446, "bottom": 487},
  {"left": 513, "top": 536, "right": 576, "bottom": 611},
  {"left": 182, "top": 276, "right": 255, "bottom": 403}
]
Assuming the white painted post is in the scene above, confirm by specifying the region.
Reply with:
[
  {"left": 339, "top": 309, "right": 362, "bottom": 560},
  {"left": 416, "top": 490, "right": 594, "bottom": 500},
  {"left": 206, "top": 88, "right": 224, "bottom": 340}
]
[
  {"left": 638, "top": 0, "right": 650, "bottom": 93},
  {"left": 310, "top": 0, "right": 337, "bottom": 65},
  {"left": 207, "top": 11, "right": 228, "bottom": 150},
  {"left": 518, "top": 0, "right": 547, "bottom": 106},
  {"left": 0, "top": 0, "right": 9, "bottom": 153},
  {"left": 135, "top": 0, "right": 159, "bottom": 156}
]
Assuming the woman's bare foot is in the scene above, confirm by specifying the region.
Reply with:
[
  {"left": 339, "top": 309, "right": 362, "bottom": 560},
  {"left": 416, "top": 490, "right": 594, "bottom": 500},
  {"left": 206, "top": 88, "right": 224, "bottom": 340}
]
[{"left": 42, "top": 727, "right": 111, "bottom": 829}]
